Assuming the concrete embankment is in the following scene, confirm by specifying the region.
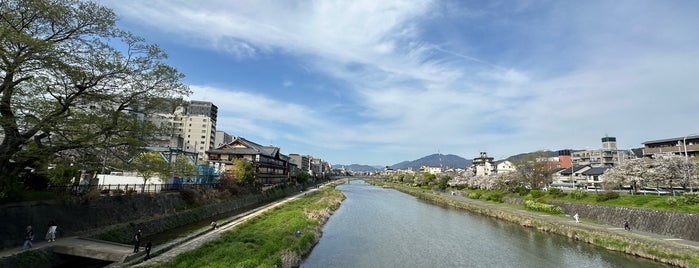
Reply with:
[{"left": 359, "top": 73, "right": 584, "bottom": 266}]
[{"left": 381, "top": 183, "right": 699, "bottom": 268}]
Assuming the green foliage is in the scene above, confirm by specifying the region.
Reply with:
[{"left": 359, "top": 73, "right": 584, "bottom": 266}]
[
  {"left": 523, "top": 200, "right": 563, "bottom": 214},
  {"left": 436, "top": 176, "right": 450, "bottom": 190},
  {"left": 547, "top": 187, "right": 567, "bottom": 198},
  {"left": 483, "top": 191, "right": 504, "bottom": 202},
  {"left": 232, "top": 159, "right": 256, "bottom": 185},
  {"left": 514, "top": 186, "right": 528, "bottom": 196},
  {"left": 683, "top": 192, "right": 699, "bottom": 205},
  {"left": 131, "top": 152, "right": 170, "bottom": 184},
  {"left": 0, "top": 0, "right": 189, "bottom": 201},
  {"left": 468, "top": 192, "right": 482, "bottom": 199},
  {"left": 666, "top": 197, "right": 680, "bottom": 206},
  {"left": 529, "top": 190, "right": 545, "bottom": 199},
  {"left": 595, "top": 191, "right": 620, "bottom": 202},
  {"left": 569, "top": 189, "right": 588, "bottom": 200},
  {"left": 297, "top": 172, "right": 310, "bottom": 184},
  {"left": 158, "top": 186, "right": 344, "bottom": 268}
]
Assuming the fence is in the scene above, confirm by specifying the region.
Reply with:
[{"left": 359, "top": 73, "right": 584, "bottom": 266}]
[{"left": 47, "top": 182, "right": 221, "bottom": 196}]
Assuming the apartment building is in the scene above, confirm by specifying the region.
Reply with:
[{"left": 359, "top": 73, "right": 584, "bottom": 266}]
[
  {"left": 571, "top": 136, "right": 635, "bottom": 167},
  {"left": 642, "top": 134, "right": 699, "bottom": 158}
]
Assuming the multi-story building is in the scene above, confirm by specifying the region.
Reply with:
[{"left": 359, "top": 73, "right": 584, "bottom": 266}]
[
  {"left": 642, "top": 134, "right": 699, "bottom": 158},
  {"left": 472, "top": 152, "right": 495, "bottom": 176},
  {"left": 571, "top": 136, "right": 635, "bottom": 167},
  {"left": 174, "top": 101, "right": 218, "bottom": 162},
  {"left": 494, "top": 160, "right": 516, "bottom": 174},
  {"left": 215, "top": 131, "right": 233, "bottom": 148},
  {"left": 289, "top": 154, "right": 311, "bottom": 173},
  {"left": 206, "top": 137, "right": 289, "bottom": 185}
]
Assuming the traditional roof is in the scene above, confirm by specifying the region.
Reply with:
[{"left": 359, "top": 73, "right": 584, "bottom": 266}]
[
  {"left": 207, "top": 137, "right": 280, "bottom": 158},
  {"left": 559, "top": 165, "right": 588, "bottom": 176},
  {"left": 582, "top": 167, "right": 609, "bottom": 176}
]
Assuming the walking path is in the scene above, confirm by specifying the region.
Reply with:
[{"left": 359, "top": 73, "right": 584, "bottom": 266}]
[{"left": 435, "top": 190, "right": 699, "bottom": 258}]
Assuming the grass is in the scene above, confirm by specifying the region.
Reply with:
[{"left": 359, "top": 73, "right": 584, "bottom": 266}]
[
  {"left": 144, "top": 185, "right": 344, "bottom": 268},
  {"left": 535, "top": 192, "right": 699, "bottom": 213}
]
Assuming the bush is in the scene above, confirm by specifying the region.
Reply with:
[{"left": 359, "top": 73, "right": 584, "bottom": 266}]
[
  {"left": 514, "top": 186, "right": 528, "bottom": 196},
  {"left": 523, "top": 200, "right": 563, "bottom": 214},
  {"left": 547, "top": 187, "right": 567, "bottom": 198},
  {"left": 596, "top": 191, "right": 620, "bottom": 202},
  {"left": 483, "top": 192, "right": 504, "bottom": 202},
  {"left": 666, "top": 197, "right": 680, "bottom": 206},
  {"left": 683, "top": 192, "right": 699, "bottom": 205},
  {"left": 468, "top": 192, "right": 482, "bottom": 199},
  {"left": 530, "top": 190, "right": 545, "bottom": 199},
  {"left": 569, "top": 189, "right": 587, "bottom": 200}
]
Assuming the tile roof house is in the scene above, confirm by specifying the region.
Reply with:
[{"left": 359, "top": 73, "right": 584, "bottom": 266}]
[{"left": 206, "top": 137, "right": 290, "bottom": 185}]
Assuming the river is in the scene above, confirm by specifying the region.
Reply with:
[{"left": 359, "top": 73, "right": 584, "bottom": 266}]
[{"left": 301, "top": 180, "right": 668, "bottom": 268}]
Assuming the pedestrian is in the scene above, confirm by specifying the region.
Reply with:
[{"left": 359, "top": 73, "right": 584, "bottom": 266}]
[
  {"left": 573, "top": 213, "right": 579, "bottom": 223},
  {"left": 133, "top": 229, "right": 142, "bottom": 253},
  {"left": 145, "top": 241, "right": 152, "bottom": 260},
  {"left": 624, "top": 220, "right": 630, "bottom": 231},
  {"left": 46, "top": 219, "right": 57, "bottom": 242},
  {"left": 210, "top": 221, "right": 217, "bottom": 230},
  {"left": 23, "top": 225, "right": 34, "bottom": 249}
]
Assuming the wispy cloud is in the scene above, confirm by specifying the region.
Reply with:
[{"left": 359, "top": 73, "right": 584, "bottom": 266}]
[{"left": 103, "top": 0, "right": 699, "bottom": 165}]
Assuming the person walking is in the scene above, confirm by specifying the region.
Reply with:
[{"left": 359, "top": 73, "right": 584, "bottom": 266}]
[
  {"left": 46, "top": 220, "right": 57, "bottom": 242},
  {"left": 23, "top": 226, "right": 34, "bottom": 249},
  {"left": 624, "top": 220, "right": 631, "bottom": 231},
  {"left": 144, "top": 241, "right": 152, "bottom": 260},
  {"left": 573, "top": 213, "right": 579, "bottom": 223},
  {"left": 133, "top": 229, "right": 142, "bottom": 253}
]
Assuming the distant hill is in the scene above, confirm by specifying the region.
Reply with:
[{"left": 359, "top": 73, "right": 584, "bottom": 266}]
[
  {"left": 337, "top": 164, "right": 383, "bottom": 172},
  {"left": 390, "top": 154, "right": 472, "bottom": 170}
]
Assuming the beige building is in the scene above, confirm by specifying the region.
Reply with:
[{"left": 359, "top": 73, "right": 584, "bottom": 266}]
[{"left": 572, "top": 136, "right": 635, "bottom": 167}]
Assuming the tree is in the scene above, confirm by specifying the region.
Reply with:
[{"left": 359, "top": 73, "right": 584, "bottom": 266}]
[
  {"left": 232, "top": 159, "right": 255, "bottom": 185},
  {"left": 512, "top": 151, "right": 553, "bottom": 190},
  {"left": 131, "top": 152, "right": 169, "bottom": 187},
  {"left": 171, "top": 155, "right": 198, "bottom": 180},
  {"left": 0, "top": 0, "right": 189, "bottom": 200},
  {"left": 297, "top": 171, "right": 310, "bottom": 185}
]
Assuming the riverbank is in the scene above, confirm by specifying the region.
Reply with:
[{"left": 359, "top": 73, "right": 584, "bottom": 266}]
[
  {"left": 136, "top": 181, "right": 345, "bottom": 268},
  {"left": 375, "top": 181, "right": 699, "bottom": 268}
]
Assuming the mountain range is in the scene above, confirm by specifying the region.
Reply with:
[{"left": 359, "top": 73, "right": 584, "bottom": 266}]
[{"left": 338, "top": 153, "right": 472, "bottom": 172}]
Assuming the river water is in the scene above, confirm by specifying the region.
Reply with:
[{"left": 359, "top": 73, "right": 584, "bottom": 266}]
[{"left": 301, "top": 180, "right": 668, "bottom": 268}]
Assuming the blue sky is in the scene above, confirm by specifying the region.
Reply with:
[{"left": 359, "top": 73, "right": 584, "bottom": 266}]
[{"left": 101, "top": 0, "right": 699, "bottom": 166}]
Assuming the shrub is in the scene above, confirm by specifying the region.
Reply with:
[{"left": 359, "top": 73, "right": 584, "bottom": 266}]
[
  {"left": 483, "top": 192, "right": 504, "bottom": 202},
  {"left": 570, "top": 189, "right": 587, "bottom": 200},
  {"left": 179, "top": 188, "right": 200, "bottom": 204},
  {"left": 468, "top": 192, "right": 482, "bottom": 199},
  {"left": 523, "top": 200, "right": 563, "bottom": 214},
  {"left": 530, "top": 190, "right": 545, "bottom": 199},
  {"left": 666, "top": 197, "right": 680, "bottom": 206},
  {"left": 547, "top": 187, "right": 567, "bottom": 198},
  {"left": 596, "top": 191, "right": 620, "bottom": 202},
  {"left": 514, "top": 186, "right": 528, "bottom": 196},
  {"left": 683, "top": 192, "right": 699, "bottom": 205}
]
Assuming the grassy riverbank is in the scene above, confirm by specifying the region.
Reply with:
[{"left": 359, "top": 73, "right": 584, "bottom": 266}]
[
  {"left": 372, "top": 180, "right": 699, "bottom": 268},
  {"left": 143, "top": 185, "right": 345, "bottom": 268}
]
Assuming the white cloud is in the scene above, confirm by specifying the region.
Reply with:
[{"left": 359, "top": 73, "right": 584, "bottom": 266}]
[{"left": 101, "top": 0, "right": 699, "bottom": 165}]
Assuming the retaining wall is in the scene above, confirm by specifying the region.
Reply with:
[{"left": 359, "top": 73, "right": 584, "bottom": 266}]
[
  {"left": 502, "top": 197, "right": 699, "bottom": 242},
  {"left": 0, "top": 187, "right": 292, "bottom": 250}
]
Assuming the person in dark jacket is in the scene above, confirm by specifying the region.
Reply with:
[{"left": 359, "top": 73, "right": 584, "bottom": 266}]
[
  {"left": 23, "top": 225, "right": 34, "bottom": 249},
  {"left": 133, "top": 229, "right": 142, "bottom": 252}
]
